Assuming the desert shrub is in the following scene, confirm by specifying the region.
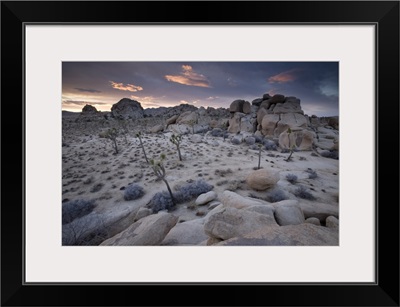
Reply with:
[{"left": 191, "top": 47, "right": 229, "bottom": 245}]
[
  {"left": 215, "top": 169, "right": 233, "bottom": 177},
  {"left": 151, "top": 191, "right": 175, "bottom": 213},
  {"left": 62, "top": 213, "right": 108, "bottom": 246},
  {"left": 286, "top": 173, "right": 298, "bottom": 184},
  {"left": 263, "top": 139, "right": 277, "bottom": 151},
  {"left": 90, "top": 183, "right": 104, "bottom": 193},
  {"left": 62, "top": 199, "right": 96, "bottom": 225},
  {"left": 211, "top": 128, "right": 223, "bottom": 137},
  {"left": 151, "top": 180, "right": 213, "bottom": 213},
  {"left": 320, "top": 150, "right": 339, "bottom": 160},
  {"left": 294, "top": 186, "right": 316, "bottom": 200},
  {"left": 124, "top": 184, "right": 145, "bottom": 201},
  {"left": 231, "top": 138, "right": 241, "bottom": 145},
  {"left": 174, "top": 179, "right": 214, "bottom": 203},
  {"left": 245, "top": 137, "right": 256, "bottom": 146},
  {"left": 254, "top": 135, "right": 264, "bottom": 143},
  {"left": 306, "top": 169, "right": 318, "bottom": 179},
  {"left": 266, "top": 189, "right": 287, "bottom": 202}
]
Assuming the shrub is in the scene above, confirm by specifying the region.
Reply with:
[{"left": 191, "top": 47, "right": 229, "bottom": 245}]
[
  {"left": 266, "top": 189, "right": 287, "bottom": 202},
  {"left": 62, "top": 199, "right": 96, "bottom": 225},
  {"left": 245, "top": 137, "right": 256, "bottom": 146},
  {"left": 174, "top": 179, "right": 214, "bottom": 203},
  {"left": 211, "top": 128, "right": 223, "bottom": 137},
  {"left": 151, "top": 191, "right": 175, "bottom": 213},
  {"left": 264, "top": 139, "right": 277, "bottom": 151},
  {"left": 90, "top": 183, "right": 104, "bottom": 193},
  {"left": 286, "top": 173, "right": 298, "bottom": 184},
  {"left": 231, "top": 138, "right": 241, "bottom": 145},
  {"left": 151, "top": 180, "right": 214, "bottom": 213},
  {"left": 124, "top": 184, "right": 145, "bottom": 201},
  {"left": 320, "top": 150, "right": 339, "bottom": 160},
  {"left": 294, "top": 186, "right": 316, "bottom": 200},
  {"left": 306, "top": 169, "right": 318, "bottom": 179}
]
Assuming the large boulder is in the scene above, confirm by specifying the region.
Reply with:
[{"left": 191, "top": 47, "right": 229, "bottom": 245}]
[
  {"left": 246, "top": 169, "right": 280, "bottom": 191},
  {"left": 195, "top": 191, "right": 217, "bottom": 206},
  {"left": 220, "top": 190, "right": 266, "bottom": 209},
  {"left": 216, "top": 223, "right": 339, "bottom": 246},
  {"left": 252, "top": 98, "right": 264, "bottom": 106},
  {"left": 161, "top": 218, "right": 208, "bottom": 245},
  {"left": 204, "top": 207, "right": 278, "bottom": 240},
  {"left": 229, "top": 99, "right": 245, "bottom": 113},
  {"left": 150, "top": 124, "right": 164, "bottom": 133},
  {"left": 275, "top": 113, "right": 308, "bottom": 136},
  {"left": 278, "top": 129, "right": 315, "bottom": 151},
  {"left": 111, "top": 98, "right": 144, "bottom": 120},
  {"left": 227, "top": 112, "right": 245, "bottom": 133},
  {"left": 269, "top": 94, "right": 286, "bottom": 104},
  {"left": 166, "top": 115, "right": 179, "bottom": 125},
  {"left": 273, "top": 200, "right": 305, "bottom": 226},
  {"left": 100, "top": 212, "right": 178, "bottom": 246},
  {"left": 272, "top": 97, "right": 303, "bottom": 114},
  {"left": 176, "top": 111, "right": 198, "bottom": 125},
  {"left": 82, "top": 104, "right": 98, "bottom": 114},
  {"left": 242, "top": 101, "right": 252, "bottom": 114},
  {"left": 261, "top": 114, "right": 280, "bottom": 136},
  {"left": 240, "top": 115, "right": 257, "bottom": 133},
  {"left": 299, "top": 202, "right": 339, "bottom": 222}
]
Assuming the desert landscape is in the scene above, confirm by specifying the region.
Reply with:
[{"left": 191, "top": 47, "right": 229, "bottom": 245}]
[{"left": 62, "top": 94, "right": 339, "bottom": 246}]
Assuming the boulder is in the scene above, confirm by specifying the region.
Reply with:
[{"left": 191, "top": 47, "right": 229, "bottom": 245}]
[
  {"left": 275, "top": 113, "right": 308, "bottom": 136},
  {"left": 227, "top": 112, "right": 245, "bottom": 133},
  {"left": 273, "top": 200, "right": 305, "bottom": 226},
  {"left": 262, "top": 93, "right": 272, "bottom": 100},
  {"left": 204, "top": 207, "right": 278, "bottom": 240},
  {"left": 229, "top": 99, "right": 245, "bottom": 113},
  {"left": 252, "top": 98, "right": 263, "bottom": 106},
  {"left": 176, "top": 111, "right": 198, "bottom": 125},
  {"left": 100, "top": 212, "right": 178, "bottom": 246},
  {"left": 161, "top": 218, "right": 208, "bottom": 245},
  {"left": 150, "top": 124, "right": 164, "bottom": 133},
  {"left": 240, "top": 115, "right": 257, "bottom": 133},
  {"left": 326, "top": 216, "right": 339, "bottom": 229},
  {"left": 261, "top": 114, "right": 280, "bottom": 136},
  {"left": 82, "top": 104, "right": 98, "bottom": 113},
  {"left": 195, "top": 191, "right": 217, "bottom": 206},
  {"left": 166, "top": 115, "right": 179, "bottom": 125},
  {"left": 242, "top": 101, "right": 252, "bottom": 114},
  {"left": 305, "top": 217, "right": 321, "bottom": 226},
  {"left": 220, "top": 190, "right": 265, "bottom": 209},
  {"left": 269, "top": 94, "right": 286, "bottom": 104},
  {"left": 299, "top": 202, "right": 339, "bottom": 222},
  {"left": 273, "top": 99, "right": 304, "bottom": 114},
  {"left": 111, "top": 98, "right": 144, "bottom": 120},
  {"left": 216, "top": 223, "right": 339, "bottom": 246},
  {"left": 190, "top": 134, "right": 203, "bottom": 143},
  {"left": 257, "top": 108, "right": 269, "bottom": 125},
  {"left": 279, "top": 129, "right": 315, "bottom": 151},
  {"left": 134, "top": 207, "right": 152, "bottom": 222},
  {"left": 246, "top": 169, "right": 280, "bottom": 191}
]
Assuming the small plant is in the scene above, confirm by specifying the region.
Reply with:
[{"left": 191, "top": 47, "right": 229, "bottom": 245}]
[
  {"left": 170, "top": 134, "right": 183, "bottom": 161},
  {"left": 286, "top": 173, "right": 298, "bottom": 184},
  {"left": 62, "top": 199, "right": 96, "bottom": 225},
  {"left": 151, "top": 191, "right": 175, "bottom": 213},
  {"left": 124, "top": 184, "right": 145, "bottom": 201},
  {"left": 150, "top": 154, "right": 176, "bottom": 206},
  {"left": 104, "top": 127, "right": 119, "bottom": 154},
  {"left": 231, "top": 138, "right": 241, "bottom": 145},
  {"left": 306, "top": 168, "right": 318, "bottom": 179},
  {"left": 136, "top": 131, "right": 149, "bottom": 163},
  {"left": 174, "top": 179, "right": 214, "bottom": 203},
  {"left": 294, "top": 186, "right": 316, "bottom": 200},
  {"left": 266, "top": 189, "right": 287, "bottom": 202}
]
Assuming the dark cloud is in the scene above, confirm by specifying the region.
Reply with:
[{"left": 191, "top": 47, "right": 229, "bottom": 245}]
[
  {"left": 74, "top": 88, "right": 102, "bottom": 93},
  {"left": 63, "top": 100, "right": 108, "bottom": 106}
]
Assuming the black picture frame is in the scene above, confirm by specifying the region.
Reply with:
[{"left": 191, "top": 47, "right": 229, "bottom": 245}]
[{"left": 1, "top": 1, "right": 399, "bottom": 306}]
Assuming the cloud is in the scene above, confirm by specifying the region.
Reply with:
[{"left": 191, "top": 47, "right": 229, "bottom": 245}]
[
  {"left": 268, "top": 69, "right": 301, "bottom": 83},
  {"left": 74, "top": 88, "right": 101, "bottom": 93},
  {"left": 110, "top": 81, "right": 143, "bottom": 92},
  {"left": 207, "top": 96, "right": 219, "bottom": 100},
  {"left": 165, "top": 65, "right": 211, "bottom": 88},
  {"left": 63, "top": 100, "right": 108, "bottom": 106}
]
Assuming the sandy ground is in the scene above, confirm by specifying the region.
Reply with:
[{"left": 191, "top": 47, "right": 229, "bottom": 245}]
[{"left": 62, "top": 127, "right": 339, "bottom": 225}]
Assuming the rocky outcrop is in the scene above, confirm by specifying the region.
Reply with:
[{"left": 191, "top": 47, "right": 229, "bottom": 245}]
[
  {"left": 216, "top": 223, "right": 338, "bottom": 246},
  {"left": 111, "top": 98, "right": 144, "bottom": 120},
  {"left": 195, "top": 191, "right": 217, "bottom": 206},
  {"left": 100, "top": 212, "right": 178, "bottom": 246},
  {"left": 273, "top": 200, "right": 305, "bottom": 226},
  {"left": 161, "top": 218, "right": 208, "bottom": 245}
]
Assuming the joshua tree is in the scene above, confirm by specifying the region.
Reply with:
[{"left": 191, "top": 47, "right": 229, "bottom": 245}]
[
  {"left": 118, "top": 119, "right": 130, "bottom": 144},
  {"left": 170, "top": 134, "right": 183, "bottom": 161},
  {"left": 257, "top": 143, "right": 263, "bottom": 169},
  {"left": 136, "top": 131, "right": 149, "bottom": 163},
  {"left": 150, "top": 154, "right": 176, "bottom": 206},
  {"left": 284, "top": 128, "right": 297, "bottom": 162},
  {"left": 104, "top": 127, "right": 119, "bottom": 154}
]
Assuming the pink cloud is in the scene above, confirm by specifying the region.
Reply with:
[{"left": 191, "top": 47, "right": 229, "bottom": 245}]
[
  {"left": 165, "top": 65, "right": 211, "bottom": 88},
  {"left": 110, "top": 81, "right": 143, "bottom": 92},
  {"left": 268, "top": 69, "right": 301, "bottom": 83}
]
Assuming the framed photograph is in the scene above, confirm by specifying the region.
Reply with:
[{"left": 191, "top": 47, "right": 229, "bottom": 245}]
[{"left": 1, "top": 1, "right": 399, "bottom": 306}]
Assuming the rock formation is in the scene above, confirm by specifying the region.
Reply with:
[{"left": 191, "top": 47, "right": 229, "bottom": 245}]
[{"left": 111, "top": 98, "right": 144, "bottom": 120}]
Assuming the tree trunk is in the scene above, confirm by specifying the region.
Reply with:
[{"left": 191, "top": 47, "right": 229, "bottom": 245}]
[
  {"left": 258, "top": 147, "right": 261, "bottom": 169},
  {"left": 163, "top": 179, "right": 176, "bottom": 206},
  {"left": 177, "top": 145, "right": 182, "bottom": 161}
]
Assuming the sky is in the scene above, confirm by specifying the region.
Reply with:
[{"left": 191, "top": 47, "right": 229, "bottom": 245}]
[{"left": 62, "top": 62, "right": 339, "bottom": 117}]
